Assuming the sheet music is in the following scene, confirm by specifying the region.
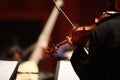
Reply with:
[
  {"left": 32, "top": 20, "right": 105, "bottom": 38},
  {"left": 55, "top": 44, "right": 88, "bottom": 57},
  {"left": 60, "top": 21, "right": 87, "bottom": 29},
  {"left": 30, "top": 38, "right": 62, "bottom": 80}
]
[
  {"left": 55, "top": 60, "right": 80, "bottom": 80},
  {"left": 0, "top": 60, "right": 19, "bottom": 80}
]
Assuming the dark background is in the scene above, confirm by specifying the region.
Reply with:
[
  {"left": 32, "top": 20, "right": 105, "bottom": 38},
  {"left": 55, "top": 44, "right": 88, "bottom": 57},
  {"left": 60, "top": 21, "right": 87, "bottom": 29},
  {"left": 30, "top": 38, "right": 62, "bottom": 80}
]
[
  {"left": 0, "top": 20, "right": 42, "bottom": 58},
  {"left": 0, "top": 20, "right": 42, "bottom": 48}
]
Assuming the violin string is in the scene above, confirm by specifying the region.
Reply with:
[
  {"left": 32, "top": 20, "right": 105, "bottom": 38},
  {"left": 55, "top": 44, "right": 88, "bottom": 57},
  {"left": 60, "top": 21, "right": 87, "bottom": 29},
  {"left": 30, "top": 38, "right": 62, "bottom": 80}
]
[{"left": 53, "top": 0, "right": 76, "bottom": 29}]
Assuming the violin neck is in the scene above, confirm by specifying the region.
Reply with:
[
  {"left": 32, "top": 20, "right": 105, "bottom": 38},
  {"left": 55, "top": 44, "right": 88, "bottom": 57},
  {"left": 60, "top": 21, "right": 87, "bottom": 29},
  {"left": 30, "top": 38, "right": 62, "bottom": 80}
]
[{"left": 55, "top": 39, "right": 68, "bottom": 48}]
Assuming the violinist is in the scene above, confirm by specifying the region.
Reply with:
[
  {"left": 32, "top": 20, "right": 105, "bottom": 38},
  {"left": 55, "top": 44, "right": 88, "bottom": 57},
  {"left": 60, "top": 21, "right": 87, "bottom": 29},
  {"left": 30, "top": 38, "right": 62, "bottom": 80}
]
[{"left": 70, "top": 0, "right": 120, "bottom": 80}]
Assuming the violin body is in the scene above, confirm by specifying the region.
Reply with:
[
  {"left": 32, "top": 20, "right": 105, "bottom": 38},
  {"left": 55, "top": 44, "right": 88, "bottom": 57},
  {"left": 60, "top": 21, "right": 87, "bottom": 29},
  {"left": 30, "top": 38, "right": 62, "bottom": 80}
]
[
  {"left": 71, "top": 29, "right": 90, "bottom": 47},
  {"left": 71, "top": 24, "right": 96, "bottom": 47}
]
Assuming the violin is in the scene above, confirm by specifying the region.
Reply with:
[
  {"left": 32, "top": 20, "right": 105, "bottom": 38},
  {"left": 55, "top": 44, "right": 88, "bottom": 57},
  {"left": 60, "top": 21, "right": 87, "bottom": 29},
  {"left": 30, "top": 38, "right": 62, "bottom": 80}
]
[
  {"left": 47, "top": 2, "right": 120, "bottom": 55},
  {"left": 46, "top": 24, "right": 95, "bottom": 55},
  {"left": 71, "top": 24, "right": 96, "bottom": 47}
]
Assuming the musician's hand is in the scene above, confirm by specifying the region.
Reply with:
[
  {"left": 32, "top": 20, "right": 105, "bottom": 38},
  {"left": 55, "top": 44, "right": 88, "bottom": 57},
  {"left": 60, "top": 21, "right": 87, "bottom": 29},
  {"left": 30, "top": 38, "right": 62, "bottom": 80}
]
[{"left": 66, "top": 36, "right": 77, "bottom": 50}]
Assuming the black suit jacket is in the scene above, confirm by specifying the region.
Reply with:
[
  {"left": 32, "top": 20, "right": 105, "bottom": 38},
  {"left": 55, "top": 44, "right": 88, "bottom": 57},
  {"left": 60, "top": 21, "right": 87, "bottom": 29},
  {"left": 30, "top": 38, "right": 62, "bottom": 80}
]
[{"left": 70, "top": 14, "right": 120, "bottom": 80}]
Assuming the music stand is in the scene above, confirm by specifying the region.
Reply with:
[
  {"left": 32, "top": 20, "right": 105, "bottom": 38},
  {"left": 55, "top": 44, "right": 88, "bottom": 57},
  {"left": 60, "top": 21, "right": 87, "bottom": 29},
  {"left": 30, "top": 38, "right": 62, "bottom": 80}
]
[
  {"left": 0, "top": 60, "right": 19, "bottom": 80},
  {"left": 55, "top": 60, "right": 80, "bottom": 80}
]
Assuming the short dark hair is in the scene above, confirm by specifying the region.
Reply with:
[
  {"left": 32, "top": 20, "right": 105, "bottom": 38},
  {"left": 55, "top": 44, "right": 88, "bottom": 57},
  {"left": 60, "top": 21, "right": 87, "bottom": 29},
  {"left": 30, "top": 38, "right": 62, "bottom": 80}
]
[
  {"left": 107, "top": 0, "right": 120, "bottom": 11},
  {"left": 7, "top": 45, "right": 22, "bottom": 58},
  {"left": 115, "top": 0, "right": 120, "bottom": 11},
  {"left": 107, "top": 0, "right": 116, "bottom": 11}
]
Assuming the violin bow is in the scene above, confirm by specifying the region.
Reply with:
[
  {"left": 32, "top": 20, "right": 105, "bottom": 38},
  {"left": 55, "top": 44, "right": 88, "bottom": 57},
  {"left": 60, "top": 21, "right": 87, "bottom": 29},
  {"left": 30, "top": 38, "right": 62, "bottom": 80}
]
[{"left": 53, "top": 0, "right": 76, "bottom": 29}]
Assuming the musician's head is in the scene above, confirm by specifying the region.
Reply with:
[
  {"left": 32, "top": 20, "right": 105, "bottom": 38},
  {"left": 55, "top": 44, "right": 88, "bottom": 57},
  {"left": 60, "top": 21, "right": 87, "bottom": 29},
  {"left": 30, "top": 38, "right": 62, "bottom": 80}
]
[
  {"left": 108, "top": 0, "right": 120, "bottom": 11},
  {"left": 7, "top": 45, "right": 23, "bottom": 61}
]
